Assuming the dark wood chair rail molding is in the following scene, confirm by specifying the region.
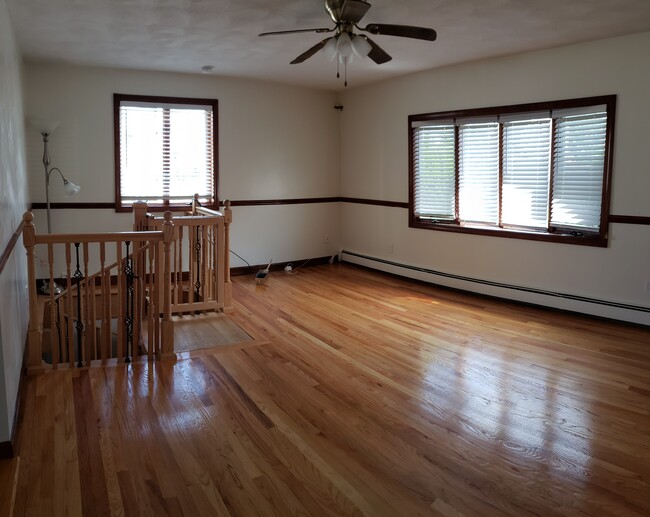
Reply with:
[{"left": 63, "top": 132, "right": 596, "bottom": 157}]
[
  {"left": 28, "top": 201, "right": 650, "bottom": 226},
  {"left": 608, "top": 215, "right": 650, "bottom": 225}
]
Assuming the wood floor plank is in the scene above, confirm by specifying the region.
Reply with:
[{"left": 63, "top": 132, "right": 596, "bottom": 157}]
[{"left": 13, "top": 263, "right": 650, "bottom": 516}]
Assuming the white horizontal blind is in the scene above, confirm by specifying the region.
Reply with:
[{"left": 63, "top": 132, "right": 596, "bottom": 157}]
[
  {"left": 413, "top": 124, "right": 456, "bottom": 219},
  {"left": 458, "top": 122, "right": 499, "bottom": 224},
  {"left": 119, "top": 102, "right": 214, "bottom": 206},
  {"left": 551, "top": 112, "right": 607, "bottom": 230},
  {"left": 501, "top": 119, "right": 551, "bottom": 228}
]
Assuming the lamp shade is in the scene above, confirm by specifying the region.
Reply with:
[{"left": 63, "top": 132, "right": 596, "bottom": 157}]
[
  {"left": 322, "top": 37, "right": 338, "bottom": 61},
  {"left": 27, "top": 118, "right": 61, "bottom": 135},
  {"left": 336, "top": 32, "right": 353, "bottom": 58},
  {"left": 352, "top": 34, "right": 372, "bottom": 57},
  {"left": 63, "top": 179, "right": 81, "bottom": 196}
]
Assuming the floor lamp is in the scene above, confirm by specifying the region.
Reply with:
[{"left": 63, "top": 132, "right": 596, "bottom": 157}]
[{"left": 37, "top": 124, "right": 81, "bottom": 294}]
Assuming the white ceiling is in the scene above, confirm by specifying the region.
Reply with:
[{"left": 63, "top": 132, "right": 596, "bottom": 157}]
[{"left": 7, "top": 0, "right": 650, "bottom": 91}]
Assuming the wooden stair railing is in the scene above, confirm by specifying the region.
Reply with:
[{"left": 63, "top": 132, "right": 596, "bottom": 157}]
[
  {"left": 22, "top": 211, "right": 176, "bottom": 373},
  {"left": 133, "top": 198, "right": 233, "bottom": 315}
]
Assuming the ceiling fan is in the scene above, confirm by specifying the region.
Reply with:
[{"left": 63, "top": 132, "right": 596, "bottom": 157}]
[{"left": 259, "top": 0, "right": 437, "bottom": 85}]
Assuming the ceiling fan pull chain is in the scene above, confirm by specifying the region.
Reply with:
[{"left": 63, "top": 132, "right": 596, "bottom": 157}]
[
  {"left": 337, "top": 57, "right": 340, "bottom": 79},
  {"left": 344, "top": 57, "right": 348, "bottom": 87}
]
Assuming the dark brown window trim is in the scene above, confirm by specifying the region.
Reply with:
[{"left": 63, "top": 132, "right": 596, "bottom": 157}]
[
  {"left": 113, "top": 93, "right": 219, "bottom": 213},
  {"left": 408, "top": 95, "right": 617, "bottom": 247}
]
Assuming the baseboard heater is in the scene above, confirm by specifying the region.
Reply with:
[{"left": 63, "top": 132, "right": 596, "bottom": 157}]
[{"left": 341, "top": 250, "right": 650, "bottom": 323}]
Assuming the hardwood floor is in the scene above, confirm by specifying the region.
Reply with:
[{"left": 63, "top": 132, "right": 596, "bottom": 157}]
[{"left": 13, "top": 263, "right": 650, "bottom": 516}]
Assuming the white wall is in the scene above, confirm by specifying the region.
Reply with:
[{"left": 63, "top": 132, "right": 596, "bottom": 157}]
[
  {"left": 0, "top": 0, "right": 29, "bottom": 444},
  {"left": 23, "top": 64, "right": 341, "bottom": 270},
  {"left": 339, "top": 32, "right": 650, "bottom": 324}
]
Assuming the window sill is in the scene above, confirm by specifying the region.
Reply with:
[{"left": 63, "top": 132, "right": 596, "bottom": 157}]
[{"left": 409, "top": 218, "right": 607, "bottom": 247}]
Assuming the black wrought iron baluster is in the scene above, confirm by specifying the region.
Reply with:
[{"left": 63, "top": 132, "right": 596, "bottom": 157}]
[
  {"left": 73, "top": 243, "right": 84, "bottom": 367},
  {"left": 124, "top": 241, "right": 134, "bottom": 363}
]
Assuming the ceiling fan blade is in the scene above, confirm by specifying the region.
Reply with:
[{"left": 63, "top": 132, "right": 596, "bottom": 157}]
[
  {"left": 259, "top": 27, "right": 333, "bottom": 37},
  {"left": 290, "top": 38, "right": 332, "bottom": 64},
  {"left": 340, "top": 0, "right": 371, "bottom": 23},
  {"left": 365, "top": 36, "right": 392, "bottom": 64},
  {"left": 362, "top": 23, "right": 437, "bottom": 41}
]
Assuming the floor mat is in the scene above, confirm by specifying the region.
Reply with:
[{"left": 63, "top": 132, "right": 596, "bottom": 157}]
[{"left": 172, "top": 312, "right": 253, "bottom": 352}]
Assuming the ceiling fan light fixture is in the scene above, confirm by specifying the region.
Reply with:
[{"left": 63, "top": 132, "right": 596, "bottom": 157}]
[
  {"left": 322, "top": 36, "right": 339, "bottom": 61},
  {"left": 351, "top": 34, "right": 372, "bottom": 57},
  {"left": 336, "top": 31, "right": 353, "bottom": 58}
]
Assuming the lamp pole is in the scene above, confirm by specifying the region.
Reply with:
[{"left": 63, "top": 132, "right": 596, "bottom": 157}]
[{"left": 42, "top": 131, "right": 54, "bottom": 234}]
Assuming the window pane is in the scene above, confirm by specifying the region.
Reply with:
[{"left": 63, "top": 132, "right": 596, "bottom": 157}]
[
  {"left": 119, "top": 106, "right": 164, "bottom": 199},
  {"left": 413, "top": 125, "right": 456, "bottom": 219},
  {"left": 551, "top": 113, "right": 607, "bottom": 230},
  {"left": 168, "top": 108, "right": 214, "bottom": 198},
  {"left": 459, "top": 122, "right": 499, "bottom": 224},
  {"left": 502, "top": 119, "right": 551, "bottom": 228}
]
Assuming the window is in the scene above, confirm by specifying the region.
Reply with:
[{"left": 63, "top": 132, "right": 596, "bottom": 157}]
[
  {"left": 409, "top": 96, "right": 616, "bottom": 246},
  {"left": 114, "top": 94, "right": 218, "bottom": 211}
]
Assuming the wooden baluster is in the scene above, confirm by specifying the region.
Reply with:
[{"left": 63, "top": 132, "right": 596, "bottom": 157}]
[
  {"left": 160, "top": 212, "right": 176, "bottom": 360},
  {"left": 223, "top": 200, "right": 233, "bottom": 312},
  {"left": 56, "top": 299, "right": 65, "bottom": 364},
  {"left": 147, "top": 242, "right": 156, "bottom": 359},
  {"left": 201, "top": 221, "right": 208, "bottom": 305},
  {"left": 177, "top": 226, "right": 183, "bottom": 309},
  {"left": 22, "top": 212, "right": 44, "bottom": 374},
  {"left": 207, "top": 222, "right": 215, "bottom": 303},
  {"left": 116, "top": 241, "right": 124, "bottom": 361},
  {"left": 216, "top": 218, "right": 225, "bottom": 311},
  {"left": 65, "top": 243, "right": 74, "bottom": 367},
  {"left": 83, "top": 242, "right": 97, "bottom": 360},
  {"left": 133, "top": 245, "right": 142, "bottom": 361},
  {"left": 48, "top": 243, "right": 59, "bottom": 368},
  {"left": 100, "top": 242, "right": 109, "bottom": 365},
  {"left": 83, "top": 243, "right": 92, "bottom": 365},
  {"left": 188, "top": 224, "right": 195, "bottom": 311},
  {"left": 172, "top": 228, "right": 178, "bottom": 308}
]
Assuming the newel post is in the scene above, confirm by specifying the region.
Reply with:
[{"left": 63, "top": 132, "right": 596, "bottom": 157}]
[
  {"left": 22, "top": 212, "right": 44, "bottom": 374},
  {"left": 159, "top": 212, "right": 176, "bottom": 361},
  {"left": 223, "top": 200, "right": 233, "bottom": 312},
  {"left": 132, "top": 201, "right": 148, "bottom": 231}
]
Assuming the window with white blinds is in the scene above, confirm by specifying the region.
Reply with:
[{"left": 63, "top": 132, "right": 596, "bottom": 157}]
[
  {"left": 114, "top": 94, "right": 218, "bottom": 210},
  {"left": 412, "top": 122, "right": 456, "bottom": 219},
  {"left": 408, "top": 95, "right": 615, "bottom": 246},
  {"left": 459, "top": 122, "right": 499, "bottom": 224}
]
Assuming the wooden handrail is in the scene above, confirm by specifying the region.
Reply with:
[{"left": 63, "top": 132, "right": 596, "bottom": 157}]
[
  {"left": 34, "top": 231, "right": 163, "bottom": 245},
  {"left": 22, "top": 211, "right": 175, "bottom": 373},
  {"left": 136, "top": 198, "right": 233, "bottom": 315}
]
